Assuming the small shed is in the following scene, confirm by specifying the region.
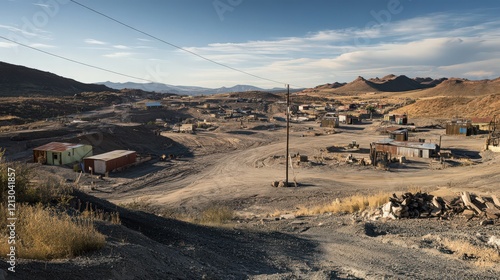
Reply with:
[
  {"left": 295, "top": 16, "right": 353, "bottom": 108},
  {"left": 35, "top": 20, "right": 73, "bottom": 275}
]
[
  {"left": 339, "top": 114, "right": 360, "bottom": 124},
  {"left": 389, "top": 129, "right": 409, "bottom": 141},
  {"left": 395, "top": 114, "right": 408, "bottom": 125},
  {"left": 446, "top": 120, "right": 476, "bottom": 136},
  {"left": 33, "top": 142, "right": 92, "bottom": 165},
  {"left": 84, "top": 150, "right": 137, "bottom": 174},
  {"left": 384, "top": 114, "right": 396, "bottom": 122},
  {"left": 321, "top": 114, "right": 340, "bottom": 128}
]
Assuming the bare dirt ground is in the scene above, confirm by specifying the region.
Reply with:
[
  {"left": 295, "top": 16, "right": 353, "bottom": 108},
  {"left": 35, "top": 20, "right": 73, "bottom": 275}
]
[{"left": 1, "top": 96, "right": 499, "bottom": 279}]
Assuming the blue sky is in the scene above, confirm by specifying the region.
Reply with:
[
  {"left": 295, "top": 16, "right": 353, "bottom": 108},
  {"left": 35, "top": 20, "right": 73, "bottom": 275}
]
[{"left": 1, "top": 0, "right": 500, "bottom": 88}]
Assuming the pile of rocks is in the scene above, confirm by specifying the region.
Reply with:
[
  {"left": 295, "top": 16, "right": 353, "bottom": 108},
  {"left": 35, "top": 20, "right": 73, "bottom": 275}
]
[{"left": 377, "top": 191, "right": 500, "bottom": 221}]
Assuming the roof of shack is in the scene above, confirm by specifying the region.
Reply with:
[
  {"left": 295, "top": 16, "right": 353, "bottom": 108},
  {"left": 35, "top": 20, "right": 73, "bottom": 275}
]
[
  {"left": 85, "top": 150, "right": 136, "bottom": 161},
  {"left": 33, "top": 142, "right": 87, "bottom": 152}
]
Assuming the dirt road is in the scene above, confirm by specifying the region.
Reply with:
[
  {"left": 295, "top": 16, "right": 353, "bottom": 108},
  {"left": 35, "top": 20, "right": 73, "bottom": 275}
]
[{"left": 95, "top": 121, "right": 499, "bottom": 216}]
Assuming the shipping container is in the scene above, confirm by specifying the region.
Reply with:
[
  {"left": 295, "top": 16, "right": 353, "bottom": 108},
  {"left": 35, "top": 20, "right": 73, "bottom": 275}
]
[{"left": 84, "top": 150, "right": 137, "bottom": 174}]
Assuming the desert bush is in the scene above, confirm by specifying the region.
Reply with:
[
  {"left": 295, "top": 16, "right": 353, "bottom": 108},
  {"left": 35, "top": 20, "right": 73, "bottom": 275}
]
[
  {"left": 0, "top": 204, "right": 105, "bottom": 260},
  {"left": 24, "top": 175, "right": 73, "bottom": 204},
  {"left": 295, "top": 192, "right": 390, "bottom": 216},
  {"left": 171, "top": 205, "right": 234, "bottom": 225},
  {"left": 0, "top": 151, "right": 34, "bottom": 202},
  {"left": 198, "top": 205, "right": 234, "bottom": 225},
  {"left": 80, "top": 201, "right": 121, "bottom": 225}
]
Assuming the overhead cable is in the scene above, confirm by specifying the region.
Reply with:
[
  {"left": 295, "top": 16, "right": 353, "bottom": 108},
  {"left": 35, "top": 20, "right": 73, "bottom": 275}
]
[{"left": 69, "top": 0, "right": 303, "bottom": 89}]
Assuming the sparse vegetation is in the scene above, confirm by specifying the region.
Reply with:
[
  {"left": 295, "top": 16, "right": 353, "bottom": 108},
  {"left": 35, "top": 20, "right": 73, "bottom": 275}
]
[
  {"left": 0, "top": 152, "right": 110, "bottom": 260},
  {"left": 197, "top": 205, "right": 234, "bottom": 225},
  {"left": 295, "top": 192, "right": 390, "bottom": 216},
  {"left": 441, "top": 238, "right": 500, "bottom": 267},
  {"left": 0, "top": 204, "right": 105, "bottom": 260}
]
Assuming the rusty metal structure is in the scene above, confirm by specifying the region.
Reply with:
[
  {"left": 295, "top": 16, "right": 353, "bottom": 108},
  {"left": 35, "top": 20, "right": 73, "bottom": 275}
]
[
  {"left": 445, "top": 119, "right": 477, "bottom": 136},
  {"left": 486, "top": 115, "right": 499, "bottom": 151},
  {"left": 84, "top": 150, "right": 137, "bottom": 174},
  {"left": 370, "top": 139, "right": 439, "bottom": 162}
]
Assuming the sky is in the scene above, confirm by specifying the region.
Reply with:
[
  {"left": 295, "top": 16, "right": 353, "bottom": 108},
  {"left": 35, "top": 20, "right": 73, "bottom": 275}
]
[{"left": 1, "top": 0, "right": 500, "bottom": 89}]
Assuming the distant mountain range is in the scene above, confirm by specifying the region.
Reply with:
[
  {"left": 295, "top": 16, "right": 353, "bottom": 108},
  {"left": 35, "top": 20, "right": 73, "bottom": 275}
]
[
  {"left": 97, "top": 81, "right": 286, "bottom": 96},
  {"left": 0, "top": 61, "right": 112, "bottom": 97}
]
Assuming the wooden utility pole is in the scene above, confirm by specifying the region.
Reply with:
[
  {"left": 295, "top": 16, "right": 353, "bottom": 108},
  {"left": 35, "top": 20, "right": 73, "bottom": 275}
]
[{"left": 286, "top": 84, "right": 290, "bottom": 186}]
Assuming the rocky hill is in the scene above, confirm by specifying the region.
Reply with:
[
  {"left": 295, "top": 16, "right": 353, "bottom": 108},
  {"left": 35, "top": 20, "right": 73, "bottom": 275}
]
[
  {"left": 0, "top": 61, "right": 112, "bottom": 97},
  {"left": 393, "top": 94, "right": 500, "bottom": 118},
  {"left": 412, "top": 77, "right": 500, "bottom": 98},
  {"left": 306, "top": 75, "right": 446, "bottom": 95}
]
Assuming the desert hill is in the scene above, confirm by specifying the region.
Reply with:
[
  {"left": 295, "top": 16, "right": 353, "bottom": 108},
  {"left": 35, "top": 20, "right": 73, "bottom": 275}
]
[
  {"left": 390, "top": 77, "right": 500, "bottom": 118},
  {"left": 305, "top": 75, "right": 444, "bottom": 95},
  {"left": 393, "top": 94, "right": 500, "bottom": 118},
  {"left": 0, "top": 61, "right": 112, "bottom": 97},
  {"left": 411, "top": 77, "right": 500, "bottom": 98}
]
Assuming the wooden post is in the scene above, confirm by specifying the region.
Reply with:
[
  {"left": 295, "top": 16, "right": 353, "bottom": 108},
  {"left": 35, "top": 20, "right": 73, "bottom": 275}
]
[{"left": 286, "top": 84, "right": 290, "bottom": 186}]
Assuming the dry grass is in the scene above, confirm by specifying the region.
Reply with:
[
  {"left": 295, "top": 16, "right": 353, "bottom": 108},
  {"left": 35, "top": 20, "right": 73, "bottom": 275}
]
[
  {"left": 120, "top": 198, "right": 234, "bottom": 226},
  {"left": 119, "top": 197, "right": 154, "bottom": 212},
  {"left": 442, "top": 238, "right": 500, "bottom": 267},
  {"left": 79, "top": 201, "right": 121, "bottom": 225},
  {"left": 0, "top": 204, "right": 106, "bottom": 260},
  {"left": 295, "top": 192, "right": 390, "bottom": 216},
  {"left": 198, "top": 205, "right": 234, "bottom": 225}
]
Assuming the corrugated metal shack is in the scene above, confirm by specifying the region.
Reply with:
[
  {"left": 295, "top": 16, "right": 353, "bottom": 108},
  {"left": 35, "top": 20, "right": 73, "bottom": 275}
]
[
  {"left": 384, "top": 114, "right": 396, "bottom": 122},
  {"left": 33, "top": 142, "right": 92, "bottom": 165},
  {"left": 389, "top": 129, "right": 409, "bottom": 141},
  {"left": 445, "top": 120, "right": 476, "bottom": 136},
  {"left": 395, "top": 114, "right": 408, "bottom": 125},
  {"left": 384, "top": 114, "right": 407, "bottom": 124},
  {"left": 320, "top": 113, "right": 339, "bottom": 128},
  {"left": 339, "top": 114, "right": 360, "bottom": 124},
  {"left": 84, "top": 150, "right": 137, "bottom": 174},
  {"left": 321, "top": 118, "right": 339, "bottom": 128},
  {"left": 371, "top": 139, "right": 439, "bottom": 159}
]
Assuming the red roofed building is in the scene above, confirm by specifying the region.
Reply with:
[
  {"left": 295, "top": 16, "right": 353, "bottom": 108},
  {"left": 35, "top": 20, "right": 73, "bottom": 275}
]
[{"left": 33, "top": 142, "right": 93, "bottom": 165}]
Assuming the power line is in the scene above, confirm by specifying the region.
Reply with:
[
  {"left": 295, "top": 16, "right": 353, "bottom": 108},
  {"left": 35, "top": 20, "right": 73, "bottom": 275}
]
[
  {"left": 0, "top": 35, "right": 158, "bottom": 84},
  {"left": 69, "top": 0, "right": 303, "bottom": 89}
]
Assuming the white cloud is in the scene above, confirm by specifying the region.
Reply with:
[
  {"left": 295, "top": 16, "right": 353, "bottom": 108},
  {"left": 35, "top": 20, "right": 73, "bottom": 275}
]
[
  {"left": 84, "top": 38, "right": 107, "bottom": 45},
  {"left": 33, "top": 3, "right": 51, "bottom": 8},
  {"left": 103, "top": 52, "right": 134, "bottom": 58},
  {"left": 0, "top": 42, "right": 17, "bottom": 48},
  {"left": 113, "top": 45, "right": 130, "bottom": 49},
  {"left": 175, "top": 12, "right": 500, "bottom": 86},
  {"left": 29, "top": 43, "right": 55, "bottom": 48},
  {"left": 0, "top": 24, "right": 38, "bottom": 37}
]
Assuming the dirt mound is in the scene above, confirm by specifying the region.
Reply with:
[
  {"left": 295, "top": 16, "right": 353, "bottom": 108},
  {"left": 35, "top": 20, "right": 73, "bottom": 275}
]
[{"left": 393, "top": 94, "right": 500, "bottom": 118}]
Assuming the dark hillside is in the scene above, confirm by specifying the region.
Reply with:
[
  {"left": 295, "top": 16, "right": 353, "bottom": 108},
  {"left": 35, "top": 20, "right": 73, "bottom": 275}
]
[{"left": 0, "top": 61, "right": 112, "bottom": 97}]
